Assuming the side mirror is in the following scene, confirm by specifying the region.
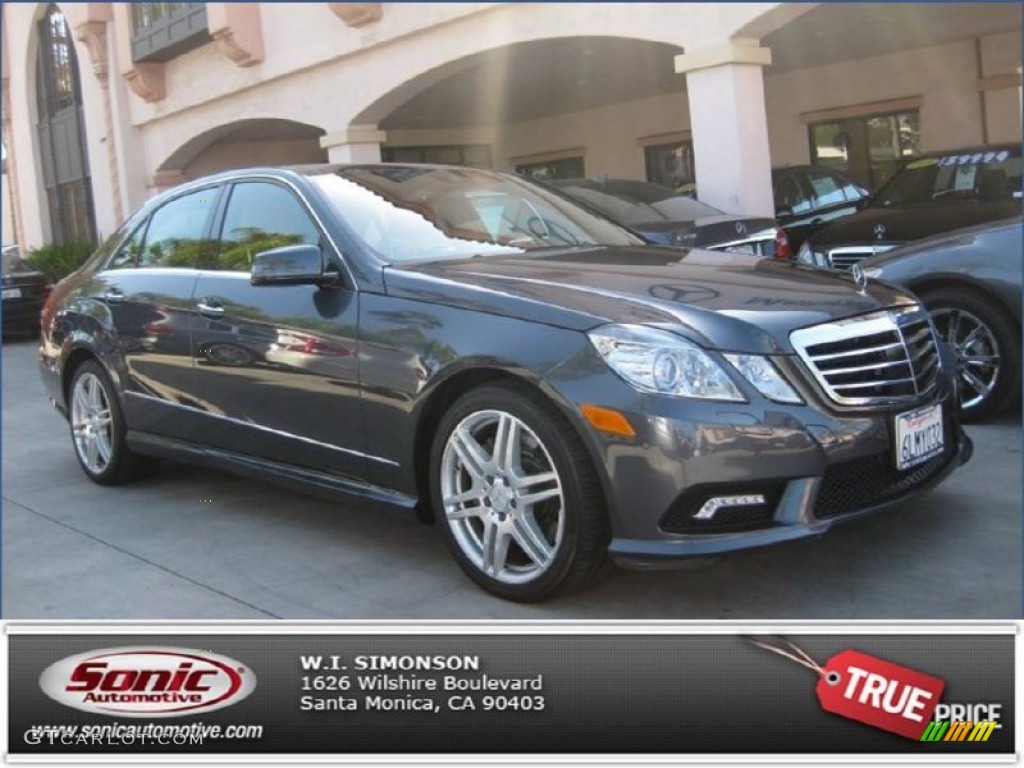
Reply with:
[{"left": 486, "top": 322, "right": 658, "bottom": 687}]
[
  {"left": 855, "top": 194, "right": 874, "bottom": 211},
  {"left": 251, "top": 244, "right": 332, "bottom": 287},
  {"left": 775, "top": 206, "right": 794, "bottom": 219}
]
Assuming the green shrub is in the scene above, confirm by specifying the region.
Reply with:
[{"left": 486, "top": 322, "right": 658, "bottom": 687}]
[{"left": 24, "top": 241, "right": 95, "bottom": 282}]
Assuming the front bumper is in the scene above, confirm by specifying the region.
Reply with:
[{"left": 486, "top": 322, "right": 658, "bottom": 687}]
[
  {"left": 608, "top": 428, "right": 971, "bottom": 568},
  {"left": 549, "top": 345, "right": 972, "bottom": 568}
]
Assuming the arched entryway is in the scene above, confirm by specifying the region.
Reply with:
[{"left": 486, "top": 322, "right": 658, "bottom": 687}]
[
  {"left": 156, "top": 118, "right": 328, "bottom": 183},
  {"left": 35, "top": 3, "right": 95, "bottom": 244},
  {"left": 352, "top": 36, "right": 688, "bottom": 184}
]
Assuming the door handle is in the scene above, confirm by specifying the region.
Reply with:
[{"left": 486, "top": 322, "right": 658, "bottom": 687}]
[
  {"left": 102, "top": 289, "right": 124, "bottom": 303},
  {"left": 810, "top": 217, "right": 824, "bottom": 225},
  {"left": 196, "top": 298, "right": 226, "bottom": 318}
]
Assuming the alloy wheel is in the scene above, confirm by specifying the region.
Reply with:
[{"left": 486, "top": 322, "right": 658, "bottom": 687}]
[
  {"left": 930, "top": 307, "right": 1001, "bottom": 410},
  {"left": 440, "top": 409, "right": 565, "bottom": 585},
  {"left": 70, "top": 371, "right": 114, "bottom": 475}
]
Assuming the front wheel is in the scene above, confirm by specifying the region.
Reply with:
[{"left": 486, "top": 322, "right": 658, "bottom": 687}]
[
  {"left": 921, "top": 286, "right": 1021, "bottom": 422},
  {"left": 430, "top": 383, "right": 609, "bottom": 602}
]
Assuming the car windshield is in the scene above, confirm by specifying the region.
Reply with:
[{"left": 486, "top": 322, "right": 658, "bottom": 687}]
[
  {"left": 873, "top": 149, "right": 1022, "bottom": 206},
  {"left": 554, "top": 180, "right": 723, "bottom": 225},
  {"left": 310, "top": 166, "right": 643, "bottom": 264}
]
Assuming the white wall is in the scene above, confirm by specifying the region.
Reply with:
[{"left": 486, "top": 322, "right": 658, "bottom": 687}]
[
  {"left": 1, "top": 170, "right": 14, "bottom": 244},
  {"left": 979, "top": 30, "right": 1023, "bottom": 145},
  {"left": 182, "top": 138, "right": 327, "bottom": 178},
  {"left": 496, "top": 93, "right": 690, "bottom": 178}
]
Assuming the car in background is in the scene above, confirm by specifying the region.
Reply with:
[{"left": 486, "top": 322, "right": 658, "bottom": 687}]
[
  {"left": 772, "top": 165, "right": 871, "bottom": 249},
  {"left": 2, "top": 245, "right": 51, "bottom": 337},
  {"left": 797, "top": 144, "right": 1021, "bottom": 270},
  {"left": 675, "top": 165, "right": 870, "bottom": 250},
  {"left": 40, "top": 164, "right": 970, "bottom": 601},
  {"left": 550, "top": 178, "right": 791, "bottom": 259},
  {"left": 860, "top": 216, "right": 1022, "bottom": 422}
]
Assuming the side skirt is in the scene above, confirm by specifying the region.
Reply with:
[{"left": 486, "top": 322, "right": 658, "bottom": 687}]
[{"left": 125, "top": 430, "right": 418, "bottom": 510}]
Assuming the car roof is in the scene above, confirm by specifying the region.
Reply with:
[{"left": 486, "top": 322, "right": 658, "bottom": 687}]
[{"left": 145, "top": 163, "right": 512, "bottom": 208}]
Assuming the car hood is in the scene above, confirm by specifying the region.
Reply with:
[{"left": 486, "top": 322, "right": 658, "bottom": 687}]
[
  {"left": 383, "top": 245, "right": 915, "bottom": 354},
  {"left": 811, "top": 200, "right": 1020, "bottom": 248}
]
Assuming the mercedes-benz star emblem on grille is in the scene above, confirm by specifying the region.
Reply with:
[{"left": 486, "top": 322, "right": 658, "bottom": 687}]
[
  {"left": 873, "top": 223, "right": 887, "bottom": 240},
  {"left": 851, "top": 264, "right": 868, "bottom": 294},
  {"left": 735, "top": 222, "right": 747, "bottom": 235}
]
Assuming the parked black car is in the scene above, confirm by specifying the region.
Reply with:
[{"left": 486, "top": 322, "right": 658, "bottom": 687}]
[
  {"left": 551, "top": 178, "right": 791, "bottom": 258},
  {"left": 798, "top": 144, "right": 1021, "bottom": 270},
  {"left": 677, "top": 165, "right": 869, "bottom": 250},
  {"left": 860, "top": 217, "right": 1022, "bottom": 421},
  {"left": 2, "top": 245, "right": 51, "bottom": 336},
  {"left": 772, "top": 165, "right": 870, "bottom": 250},
  {"left": 40, "top": 164, "right": 970, "bottom": 601}
]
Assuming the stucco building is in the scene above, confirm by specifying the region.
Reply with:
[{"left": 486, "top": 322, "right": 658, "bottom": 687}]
[{"left": 1, "top": 2, "right": 1021, "bottom": 251}]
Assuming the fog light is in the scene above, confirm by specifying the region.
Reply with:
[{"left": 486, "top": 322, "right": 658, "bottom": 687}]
[{"left": 693, "top": 494, "right": 767, "bottom": 520}]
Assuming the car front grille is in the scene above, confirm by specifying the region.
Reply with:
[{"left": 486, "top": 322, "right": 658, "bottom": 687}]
[
  {"left": 790, "top": 306, "right": 942, "bottom": 406},
  {"left": 827, "top": 245, "right": 898, "bottom": 270},
  {"left": 813, "top": 417, "right": 957, "bottom": 520}
]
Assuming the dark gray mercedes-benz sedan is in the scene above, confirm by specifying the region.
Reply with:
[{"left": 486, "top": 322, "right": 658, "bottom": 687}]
[{"left": 39, "top": 165, "right": 972, "bottom": 601}]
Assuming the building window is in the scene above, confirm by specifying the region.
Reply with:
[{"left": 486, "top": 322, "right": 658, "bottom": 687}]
[
  {"left": 644, "top": 142, "right": 694, "bottom": 191},
  {"left": 810, "top": 110, "right": 920, "bottom": 190},
  {"left": 515, "top": 156, "right": 584, "bottom": 180},
  {"left": 382, "top": 145, "right": 492, "bottom": 168},
  {"left": 36, "top": 4, "right": 96, "bottom": 245},
  {"left": 131, "top": 3, "right": 211, "bottom": 63}
]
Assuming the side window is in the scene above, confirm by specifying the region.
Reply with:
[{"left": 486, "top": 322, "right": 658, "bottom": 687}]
[
  {"left": 141, "top": 189, "right": 218, "bottom": 268},
  {"left": 107, "top": 223, "right": 147, "bottom": 270},
  {"left": 210, "top": 182, "right": 322, "bottom": 272},
  {"left": 835, "top": 173, "right": 866, "bottom": 202},
  {"left": 774, "top": 175, "right": 811, "bottom": 215},
  {"left": 134, "top": 188, "right": 218, "bottom": 269}
]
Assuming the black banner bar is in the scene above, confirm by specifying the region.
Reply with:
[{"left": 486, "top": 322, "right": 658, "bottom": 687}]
[{"left": 7, "top": 631, "right": 1015, "bottom": 755}]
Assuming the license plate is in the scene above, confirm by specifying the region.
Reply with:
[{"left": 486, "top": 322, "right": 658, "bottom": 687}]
[
  {"left": 894, "top": 403, "right": 944, "bottom": 471},
  {"left": 2, "top": 287, "right": 21, "bottom": 299}
]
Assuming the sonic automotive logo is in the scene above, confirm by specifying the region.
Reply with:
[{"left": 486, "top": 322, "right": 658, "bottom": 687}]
[{"left": 39, "top": 647, "right": 256, "bottom": 718}]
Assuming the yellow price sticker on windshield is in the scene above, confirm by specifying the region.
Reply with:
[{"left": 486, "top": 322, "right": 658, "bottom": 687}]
[{"left": 905, "top": 158, "right": 938, "bottom": 169}]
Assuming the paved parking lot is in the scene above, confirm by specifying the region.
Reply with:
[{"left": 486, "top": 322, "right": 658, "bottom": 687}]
[{"left": 3, "top": 337, "right": 1020, "bottom": 619}]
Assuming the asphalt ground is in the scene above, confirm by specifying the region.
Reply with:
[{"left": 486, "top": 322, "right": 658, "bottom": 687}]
[{"left": 3, "top": 337, "right": 1020, "bottom": 619}]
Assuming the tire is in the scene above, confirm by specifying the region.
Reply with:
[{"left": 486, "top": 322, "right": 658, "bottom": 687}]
[
  {"left": 68, "top": 360, "right": 160, "bottom": 485},
  {"left": 920, "top": 285, "right": 1021, "bottom": 422},
  {"left": 429, "top": 383, "right": 610, "bottom": 602}
]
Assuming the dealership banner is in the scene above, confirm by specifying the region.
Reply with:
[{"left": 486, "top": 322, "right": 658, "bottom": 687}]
[{"left": 4, "top": 624, "right": 1016, "bottom": 758}]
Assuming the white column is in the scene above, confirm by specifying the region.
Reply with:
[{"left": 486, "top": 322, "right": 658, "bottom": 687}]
[
  {"left": 675, "top": 42, "right": 774, "bottom": 217},
  {"left": 320, "top": 125, "right": 386, "bottom": 164}
]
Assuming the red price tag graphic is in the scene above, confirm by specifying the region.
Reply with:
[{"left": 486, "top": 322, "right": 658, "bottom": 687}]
[
  {"left": 749, "top": 638, "right": 945, "bottom": 741},
  {"left": 817, "top": 649, "right": 945, "bottom": 740}
]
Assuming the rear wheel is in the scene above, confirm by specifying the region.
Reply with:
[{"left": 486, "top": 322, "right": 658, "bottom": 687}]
[
  {"left": 921, "top": 286, "right": 1020, "bottom": 422},
  {"left": 430, "top": 383, "right": 609, "bottom": 602},
  {"left": 68, "top": 360, "right": 159, "bottom": 484}
]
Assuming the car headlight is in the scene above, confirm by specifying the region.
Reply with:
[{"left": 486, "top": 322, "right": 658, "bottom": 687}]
[
  {"left": 588, "top": 325, "right": 744, "bottom": 401},
  {"left": 722, "top": 354, "right": 803, "bottom": 404}
]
